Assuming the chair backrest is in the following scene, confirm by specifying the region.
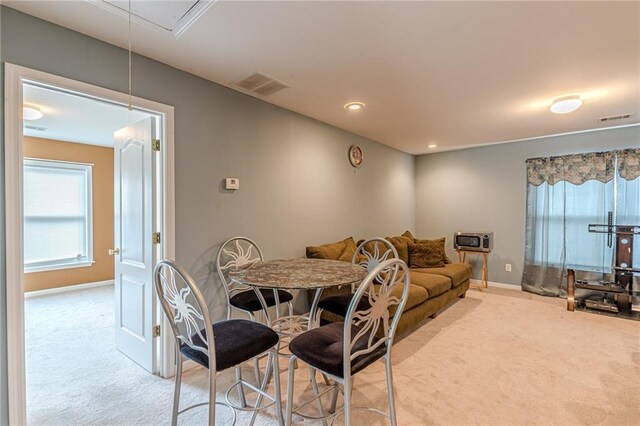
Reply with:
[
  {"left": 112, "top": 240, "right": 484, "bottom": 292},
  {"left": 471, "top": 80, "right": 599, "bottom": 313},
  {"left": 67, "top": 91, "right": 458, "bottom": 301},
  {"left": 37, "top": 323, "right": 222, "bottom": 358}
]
[
  {"left": 215, "top": 236, "right": 264, "bottom": 310},
  {"left": 154, "top": 260, "right": 217, "bottom": 370},
  {"left": 351, "top": 237, "right": 399, "bottom": 291},
  {"left": 343, "top": 258, "right": 409, "bottom": 378}
]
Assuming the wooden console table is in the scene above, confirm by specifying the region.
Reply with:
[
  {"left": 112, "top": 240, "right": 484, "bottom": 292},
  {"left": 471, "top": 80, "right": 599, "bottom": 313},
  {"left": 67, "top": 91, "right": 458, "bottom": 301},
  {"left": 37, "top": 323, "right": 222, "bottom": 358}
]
[{"left": 457, "top": 250, "right": 489, "bottom": 289}]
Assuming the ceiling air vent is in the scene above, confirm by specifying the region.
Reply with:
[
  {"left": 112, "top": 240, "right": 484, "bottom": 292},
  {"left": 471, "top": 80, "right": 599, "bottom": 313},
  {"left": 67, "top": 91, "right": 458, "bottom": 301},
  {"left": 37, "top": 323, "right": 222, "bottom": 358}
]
[
  {"left": 233, "top": 72, "right": 289, "bottom": 97},
  {"left": 599, "top": 113, "right": 633, "bottom": 123},
  {"left": 24, "top": 125, "right": 47, "bottom": 132}
]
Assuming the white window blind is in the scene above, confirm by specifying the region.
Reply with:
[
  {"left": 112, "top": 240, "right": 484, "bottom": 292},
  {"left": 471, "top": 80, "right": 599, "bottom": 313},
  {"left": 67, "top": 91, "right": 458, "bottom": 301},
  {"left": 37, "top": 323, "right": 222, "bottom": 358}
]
[{"left": 24, "top": 159, "right": 93, "bottom": 272}]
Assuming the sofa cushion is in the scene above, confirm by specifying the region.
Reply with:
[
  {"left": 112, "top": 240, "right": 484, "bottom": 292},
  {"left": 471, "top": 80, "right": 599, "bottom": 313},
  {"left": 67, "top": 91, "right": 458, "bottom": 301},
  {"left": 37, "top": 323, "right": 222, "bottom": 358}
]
[
  {"left": 389, "top": 283, "right": 428, "bottom": 314},
  {"left": 384, "top": 234, "right": 413, "bottom": 264},
  {"left": 414, "top": 237, "right": 452, "bottom": 264},
  {"left": 409, "top": 271, "right": 452, "bottom": 298},
  {"left": 411, "top": 263, "right": 472, "bottom": 288},
  {"left": 408, "top": 241, "right": 446, "bottom": 268},
  {"left": 306, "top": 237, "right": 357, "bottom": 262},
  {"left": 401, "top": 230, "right": 415, "bottom": 241}
]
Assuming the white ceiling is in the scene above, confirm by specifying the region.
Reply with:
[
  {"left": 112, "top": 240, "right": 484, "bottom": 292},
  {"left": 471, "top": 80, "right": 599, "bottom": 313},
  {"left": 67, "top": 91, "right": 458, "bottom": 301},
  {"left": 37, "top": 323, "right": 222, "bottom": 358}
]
[
  {"left": 23, "top": 84, "right": 151, "bottom": 146},
  {"left": 8, "top": 1, "right": 640, "bottom": 154}
]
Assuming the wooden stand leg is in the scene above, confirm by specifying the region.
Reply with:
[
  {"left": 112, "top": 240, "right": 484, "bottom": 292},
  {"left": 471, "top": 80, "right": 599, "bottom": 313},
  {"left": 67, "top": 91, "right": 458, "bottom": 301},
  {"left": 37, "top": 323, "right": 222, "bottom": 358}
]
[
  {"left": 482, "top": 253, "right": 488, "bottom": 289},
  {"left": 567, "top": 269, "right": 575, "bottom": 312}
]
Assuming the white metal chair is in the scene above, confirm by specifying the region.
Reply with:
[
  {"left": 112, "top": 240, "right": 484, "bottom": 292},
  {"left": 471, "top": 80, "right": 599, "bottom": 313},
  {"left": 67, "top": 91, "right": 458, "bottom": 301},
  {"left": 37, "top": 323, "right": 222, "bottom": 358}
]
[
  {"left": 216, "top": 237, "right": 294, "bottom": 322},
  {"left": 316, "top": 237, "right": 398, "bottom": 322},
  {"left": 154, "top": 260, "right": 284, "bottom": 426},
  {"left": 286, "top": 258, "right": 410, "bottom": 426},
  {"left": 216, "top": 236, "right": 294, "bottom": 405}
]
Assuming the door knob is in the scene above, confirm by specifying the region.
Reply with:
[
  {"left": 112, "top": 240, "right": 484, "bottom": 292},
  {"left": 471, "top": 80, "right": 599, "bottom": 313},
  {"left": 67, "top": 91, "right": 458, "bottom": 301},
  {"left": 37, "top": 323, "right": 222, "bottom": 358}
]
[{"left": 108, "top": 248, "right": 120, "bottom": 256}]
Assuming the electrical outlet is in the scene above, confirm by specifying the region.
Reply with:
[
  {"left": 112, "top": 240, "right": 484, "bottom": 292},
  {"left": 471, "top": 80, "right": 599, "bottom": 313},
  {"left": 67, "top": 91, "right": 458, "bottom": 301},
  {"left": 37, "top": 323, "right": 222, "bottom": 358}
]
[{"left": 505, "top": 263, "right": 512, "bottom": 272}]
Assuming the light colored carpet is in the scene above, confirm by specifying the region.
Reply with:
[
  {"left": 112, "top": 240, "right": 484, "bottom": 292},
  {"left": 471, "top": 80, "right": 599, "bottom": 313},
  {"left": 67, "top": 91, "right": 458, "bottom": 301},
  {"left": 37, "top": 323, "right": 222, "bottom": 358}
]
[{"left": 25, "top": 285, "right": 640, "bottom": 425}]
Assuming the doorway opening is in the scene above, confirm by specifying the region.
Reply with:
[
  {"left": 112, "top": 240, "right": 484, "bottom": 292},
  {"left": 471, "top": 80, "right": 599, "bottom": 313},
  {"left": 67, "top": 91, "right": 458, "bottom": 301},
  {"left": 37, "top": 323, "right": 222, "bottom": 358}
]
[{"left": 5, "top": 64, "right": 176, "bottom": 425}]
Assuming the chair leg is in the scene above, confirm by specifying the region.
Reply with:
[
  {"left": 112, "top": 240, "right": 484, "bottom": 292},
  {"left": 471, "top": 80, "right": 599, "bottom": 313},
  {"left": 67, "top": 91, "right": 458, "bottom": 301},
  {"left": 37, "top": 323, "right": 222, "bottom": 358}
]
[
  {"left": 322, "top": 373, "right": 331, "bottom": 386},
  {"left": 208, "top": 367, "right": 216, "bottom": 426},
  {"left": 250, "top": 352, "right": 274, "bottom": 426},
  {"left": 329, "top": 384, "right": 339, "bottom": 414},
  {"left": 254, "top": 357, "right": 262, "bottom": 386},
  {"left": 272, "top": 350, "right": 285, "bottom": 426},
  {"left": 285, "top": 356, "right": 297, "bottom": 426},
  {"left": 236, "top": 366, "right": 247, "bottom": 408},
  {"left": 171, "top": 354, "right": 183, "bottom": 426},
  {"left": 343, "top": 375, "right": 352, "bottom": 426},
  {"left": 309, "top": 367, "right": 328, "bottom": 426},
  {"left": 287, "top": 301, "right": 293, "bottom": 317},
  {"left": 385, "top": 355, "right": 398, "bottom": 426},
  {"left": 248, "top": 312, "right": 262, "bottom": 384}
]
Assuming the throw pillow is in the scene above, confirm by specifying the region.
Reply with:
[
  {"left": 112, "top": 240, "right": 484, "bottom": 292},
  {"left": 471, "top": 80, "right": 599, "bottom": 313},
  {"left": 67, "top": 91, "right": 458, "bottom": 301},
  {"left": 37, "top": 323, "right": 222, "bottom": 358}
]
[
  {"left": 414, "top": 237, "right": 452, "bottom": 264},
  {"left": 385, "top": 236, "right": 410, "bottom": 264},
  {"left": 402, "top": 230, "right": 415, "bottom": 241},
  {"left": 408, "top": 241, "right": 446, "bottom": 268},
  {"left": 306, "top": 237, "right": 357, "bottom": 262}
]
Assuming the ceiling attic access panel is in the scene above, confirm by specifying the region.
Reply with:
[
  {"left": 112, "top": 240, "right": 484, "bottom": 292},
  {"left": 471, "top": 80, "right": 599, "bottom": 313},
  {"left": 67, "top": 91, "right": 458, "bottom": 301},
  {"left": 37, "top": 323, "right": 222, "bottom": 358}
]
[{"left": 95, "top": 0, "right": 215, "bottom": 37}]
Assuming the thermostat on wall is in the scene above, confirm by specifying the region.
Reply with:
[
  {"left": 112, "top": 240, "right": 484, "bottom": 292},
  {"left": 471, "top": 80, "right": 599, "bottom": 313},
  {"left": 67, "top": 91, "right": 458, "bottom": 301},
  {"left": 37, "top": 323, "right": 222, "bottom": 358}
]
[{"left": 225, "top": 177, "right": 240, "bottom": 190}]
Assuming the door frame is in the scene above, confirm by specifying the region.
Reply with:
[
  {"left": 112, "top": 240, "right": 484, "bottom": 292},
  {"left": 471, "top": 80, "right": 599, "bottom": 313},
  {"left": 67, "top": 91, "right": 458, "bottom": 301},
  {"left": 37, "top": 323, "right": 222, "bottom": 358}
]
[{"left": 4, "top": 63, "right": 176, "bottom": 425}]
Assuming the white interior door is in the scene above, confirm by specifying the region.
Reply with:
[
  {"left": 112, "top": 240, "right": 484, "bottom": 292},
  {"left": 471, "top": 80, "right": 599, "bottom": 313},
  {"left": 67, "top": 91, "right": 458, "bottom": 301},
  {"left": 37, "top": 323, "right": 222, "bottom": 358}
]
[{"left": 114, "top": 117, "right": 157, "bottom": 372}]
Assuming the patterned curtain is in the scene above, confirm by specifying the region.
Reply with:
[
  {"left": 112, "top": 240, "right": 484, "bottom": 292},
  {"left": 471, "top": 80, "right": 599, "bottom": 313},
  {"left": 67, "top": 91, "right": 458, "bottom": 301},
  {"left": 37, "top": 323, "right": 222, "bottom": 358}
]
[
  {"left": 522, "top": 148, "right": 638, "bottom": 297},
  {"left": 526, "top": 151, "right": 615, "bottom": 186},
  {"left": 617, "top": 148, "right": 640, "bottom": 181}
]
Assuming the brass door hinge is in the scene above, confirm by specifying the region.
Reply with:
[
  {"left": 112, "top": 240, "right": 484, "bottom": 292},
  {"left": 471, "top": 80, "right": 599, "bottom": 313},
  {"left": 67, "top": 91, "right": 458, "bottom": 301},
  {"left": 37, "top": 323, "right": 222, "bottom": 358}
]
[
  {"left": 152, "top": 325, "right": 161, "bottom": 338},
  {"left": 152, "top": 139, "right": 160, "bottom": 151},
  {"left": 152, "top": 232, "right": 161, "bottom": 245}
]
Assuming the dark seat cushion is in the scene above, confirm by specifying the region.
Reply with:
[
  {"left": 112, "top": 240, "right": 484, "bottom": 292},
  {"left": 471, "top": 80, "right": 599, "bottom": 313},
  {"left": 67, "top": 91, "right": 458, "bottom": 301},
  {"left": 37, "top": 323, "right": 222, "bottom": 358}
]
[
  {"left": 317, "top": 293, "right": 369, "bottom": 317},
  {"left": 181, "top": 319, "right": 279, "bottom": 371},
  {"left": 289, "top": 322, "right": 386, "bottom": 378},
  {"left": 230, "top": 288, "right": 293, "bottom": 312}
]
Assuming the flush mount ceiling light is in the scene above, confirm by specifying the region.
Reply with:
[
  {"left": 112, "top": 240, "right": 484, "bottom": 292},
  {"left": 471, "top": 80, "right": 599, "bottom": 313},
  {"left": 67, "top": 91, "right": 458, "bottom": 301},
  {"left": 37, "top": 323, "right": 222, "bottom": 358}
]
[
  {"left": 344, "top": 102, "right": 365, "bottom": 111},
  {"left": 550, "top": 95, "right": 583, "bottom": 114},
  {"left": 428, "top": 144, "right": 438, "bottom": 148},
  {"left": 23, "top": 104, "right": 43, "bottom": 120}
]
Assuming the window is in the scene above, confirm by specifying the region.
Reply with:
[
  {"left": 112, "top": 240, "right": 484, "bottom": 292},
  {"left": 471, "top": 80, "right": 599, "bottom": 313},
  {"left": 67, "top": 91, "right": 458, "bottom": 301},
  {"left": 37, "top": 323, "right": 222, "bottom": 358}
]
[
  {"left": 24, "top": 159, "right": 93, "bottom": 272},
  {"left": 523, "top": 149, "right": 640, "bottom": 297},
  {"left": 529, "top": 179, "right": 615, "bottom": 271}
]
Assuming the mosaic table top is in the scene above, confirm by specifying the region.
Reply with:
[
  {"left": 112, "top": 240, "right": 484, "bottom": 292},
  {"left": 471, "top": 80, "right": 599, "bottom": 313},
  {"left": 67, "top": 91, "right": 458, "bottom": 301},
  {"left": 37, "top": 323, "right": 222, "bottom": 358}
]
[{"left": 230, "top": 258, "right": 367, "bottom": 290}]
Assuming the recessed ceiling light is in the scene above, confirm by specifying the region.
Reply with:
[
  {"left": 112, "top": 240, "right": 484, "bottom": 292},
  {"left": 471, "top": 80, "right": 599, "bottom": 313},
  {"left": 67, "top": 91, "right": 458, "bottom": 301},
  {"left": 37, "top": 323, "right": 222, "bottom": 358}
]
[
  {"left": 344, "top": 102, "right": 365, "bottom": 111},
  {"left": 550, "top": 95, "right": 583, "bottom": 114},
  {"left": 428, "top": 144, "right": 438, "bottom": 148},
  {"left": 23, "top": 104, "right": 43, "bottom": 120}
]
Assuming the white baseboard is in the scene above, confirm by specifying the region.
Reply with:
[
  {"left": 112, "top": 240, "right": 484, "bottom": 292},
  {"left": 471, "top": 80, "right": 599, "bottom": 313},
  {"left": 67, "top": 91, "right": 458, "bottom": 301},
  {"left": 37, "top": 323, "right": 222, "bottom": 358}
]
[
  {"left": 470, "top": 279, "right": 522, "bottom": 291},
  {"left": 25, "top": 279, "right": 114, "bottom": 298}
]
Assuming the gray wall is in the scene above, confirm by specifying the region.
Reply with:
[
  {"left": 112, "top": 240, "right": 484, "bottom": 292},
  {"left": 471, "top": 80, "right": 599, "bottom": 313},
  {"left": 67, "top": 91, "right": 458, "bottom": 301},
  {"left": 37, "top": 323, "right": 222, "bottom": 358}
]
[
  {"left": 415, "top": 126, "right": 640, "bottom": 286},
  {"left": 0, "top": 6, "right": 7, "bottom": 425},
  {"left": 0, "top": 7, "right": 414, "bottom": 423}
]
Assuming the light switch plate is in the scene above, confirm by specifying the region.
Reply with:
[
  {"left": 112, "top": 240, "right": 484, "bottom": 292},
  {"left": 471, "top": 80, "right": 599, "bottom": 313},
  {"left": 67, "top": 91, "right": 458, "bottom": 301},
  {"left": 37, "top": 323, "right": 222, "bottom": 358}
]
[{"left": 225, "top": 177, "right": 240, "bottom": 190}]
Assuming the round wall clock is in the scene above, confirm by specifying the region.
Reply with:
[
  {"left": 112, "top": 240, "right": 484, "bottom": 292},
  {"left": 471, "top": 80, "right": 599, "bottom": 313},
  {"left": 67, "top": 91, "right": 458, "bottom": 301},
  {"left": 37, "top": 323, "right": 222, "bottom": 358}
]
[{"left": 348, "top": 145, "right": 363, "bottom": 168}]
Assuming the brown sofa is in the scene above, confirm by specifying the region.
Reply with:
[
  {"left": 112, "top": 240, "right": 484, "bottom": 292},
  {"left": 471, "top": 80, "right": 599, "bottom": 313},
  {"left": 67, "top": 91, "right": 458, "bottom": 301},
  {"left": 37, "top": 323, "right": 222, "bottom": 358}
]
[{"left": 306, "top": 233, "right": 472, "bottom": 336}]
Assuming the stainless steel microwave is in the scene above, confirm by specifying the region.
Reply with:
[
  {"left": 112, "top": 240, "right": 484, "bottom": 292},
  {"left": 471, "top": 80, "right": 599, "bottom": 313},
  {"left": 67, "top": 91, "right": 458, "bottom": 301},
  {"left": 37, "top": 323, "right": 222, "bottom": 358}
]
[{"left": 453, "top": 232, "right": 493, "bottom": 252}]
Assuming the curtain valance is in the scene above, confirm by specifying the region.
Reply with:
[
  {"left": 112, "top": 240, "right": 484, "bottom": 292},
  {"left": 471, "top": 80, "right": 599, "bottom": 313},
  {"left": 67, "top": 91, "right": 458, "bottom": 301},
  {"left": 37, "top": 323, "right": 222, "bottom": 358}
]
[
  {"left": 526, "top": 148, "right": 639, "bottom": 186},
  {"left": 617, "top": 148, "right": 640, "bottom": 181}
]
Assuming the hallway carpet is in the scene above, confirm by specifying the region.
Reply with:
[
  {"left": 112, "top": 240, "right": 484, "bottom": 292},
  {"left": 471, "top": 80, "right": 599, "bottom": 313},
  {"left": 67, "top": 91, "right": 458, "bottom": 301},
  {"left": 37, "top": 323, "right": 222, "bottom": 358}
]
[{"left": 25, "top": 284, "right": 639, "bottom": 425}]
